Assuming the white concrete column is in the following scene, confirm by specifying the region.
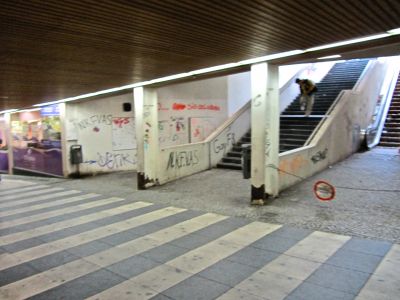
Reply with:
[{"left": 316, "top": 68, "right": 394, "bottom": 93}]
[
  {"left": 59, "top": 103, "right": 69, "bottom": 177},
  {"left": 134, "top": 86, "right": 160, "bottom": 189},
  {"left": 250, "top": 62, "right": 280, "bottom": 204},
  {"left": 3, "top": 113, "right": 13, "bottom": 174},
  {"left": 264, "top": 64, "right": 280, "bottom": 197},
  {"left": 6, "top": 112, "right": 14, "bottom": 174}
]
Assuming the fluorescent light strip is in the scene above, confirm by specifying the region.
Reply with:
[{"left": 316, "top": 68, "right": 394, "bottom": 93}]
[
  {"left": 306, "top": 33, "right": 390, "bottom": 52},
  {"left": 388, "top": 28, "right": 400, "bottom": 35},
  {"left": 18, "top": 108, "right": 42, "bottom": 113},
  {"left": 0, "top": 109, "right": 18, "bottom": 114},
  {"left": 318, "top": 54, "right": 342, "bottom": 60},
  {"left": 32, "top": 28, "right": 400, "bottom": 107}
]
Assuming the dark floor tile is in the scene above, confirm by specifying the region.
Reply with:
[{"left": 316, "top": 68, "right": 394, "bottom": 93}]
[
  {"left": 151, "top": 294, "right": 175, "bottom": 300},
  {"left": 65, "top": 240, "right": 111, "bottom": 257},
  {"left": 170, "top": 217, "right": 249, "bottom": 250},
  {"left": 140, "top": 243, "right": 188, "bottom": 263},
  {"left": 28, "top": 268, "right": 126, "bottom": 300},
  {"left": 170, "top": 232, "right": 219, "bottom": 249},
  {"left": 97, "top": 229, "right": 142, "bottom": 246},
  {"left": 341, "top": 238, "right": 392, "bottom": 257},
  {"left": 106, "top": 255, "right": 159, "bottom": 279},
  {"left": 151, "top": 210, "right": 204, "bottom": 228},
  {"left": 0, "top": 263, "right": 38, "bottom": 287},
  {"left": 306, "top": 264, "right": 371, "bottom": 295},
  {"left": 37, "top": 229, "right": 76, "bottom": 242},
  {"left": 2, "top": 237, "right": 44, "bottom": 253},
  {"left": 226, "top": 246, "right": 280, "bottom": 269},
  {"left": 271, "top": 225, "right": 312, "bottom": 241},
  {"left": 28, "top": 251, "right": 80, "bottom": 272},
  {"left": 286, "top": 281, "right": 355, "bottom": 300},
  {"left": 198, "top": 259, "right": 257, "bottom": 287},
  {"left": 93, "top": 204, "right": 164, "bottom": 226},
  {"left": 161, "top": 275, "right": 230, "bottom": 300},
  {"left": 252, "top": 234, "right": 300, "bottom": 253},
  {"left": 326, "top": 248, "right": 384, "bottom": 273}
]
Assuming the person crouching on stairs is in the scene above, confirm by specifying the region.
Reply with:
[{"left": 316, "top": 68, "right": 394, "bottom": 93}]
[{"left": 296, "top": 78, "right": 318, "bottom": 117}]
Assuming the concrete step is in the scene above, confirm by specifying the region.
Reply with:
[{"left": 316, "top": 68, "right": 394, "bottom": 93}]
[
  {"left": 222, "top": 156, "right": 242, "bottom": 164},
  {"left": 379, "top": 141, "right": 400, "bottom": 147},
  {"left": 381, "top": 132, "right": 400, "bottom": 137},
  {"left": 216, "top": 162, "right": 242, "bottom": 170},
  {"left": 384, "top": 123, "right": 400, "bottom": 128},
  {"left": 227, "top": 151, "right": 242, "bottom": 158},
  {"left": 380, "top": 136, "right": 400, "bottom": 143}
]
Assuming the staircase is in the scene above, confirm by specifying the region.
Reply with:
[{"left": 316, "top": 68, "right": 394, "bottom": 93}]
[
  {"left": 379, "top": 74, "right": 400, "bottom": 147},
  {"left": 217, "top": 59, "right": 370, "bottom": 170}
]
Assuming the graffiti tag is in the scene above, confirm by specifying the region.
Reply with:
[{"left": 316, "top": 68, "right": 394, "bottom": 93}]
[
  {"left": 97, "top": 152, "right": 135, "bottom": 169},
  {"left": 311, "top": 148, "right": 328, "bottom": 164},
  {"left": 113, "top": 117, "right": 130, "bottom": 128},
  {"left": 212, "top": 132, "right": 236, "bottom": 154},
  {"left": 73, "top": 114, "right": 112, "bottom": 130},
  {"left": 167, "top": 150, "right": 199, "bottom": 169}
]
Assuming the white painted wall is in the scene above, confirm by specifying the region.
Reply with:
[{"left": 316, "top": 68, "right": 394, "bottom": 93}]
[
  {"left": 156, "top": 76, "right": 228, "bottom": 147},
  {"left": 65, "top": 93, "right": 137, "bottom": 175},
  {"left": 227, "top": 72, "right": 251, "bottom": 116}
]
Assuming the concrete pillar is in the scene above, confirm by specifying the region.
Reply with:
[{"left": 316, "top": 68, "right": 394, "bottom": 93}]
[
  {"left": 134, "top": 87, "right": 160, "bottom": 189},
  {"left": 264, "top": 64, "right": 280, "bottom": 197},
  {"left": 4, "top": 113, "right": 13, "bottom": 174},
  {"left": 250, "top": 63, "right": 280, "bottom": 205},
  {"left": 59, "top": 103, "right": 69, "bottom": 177}
]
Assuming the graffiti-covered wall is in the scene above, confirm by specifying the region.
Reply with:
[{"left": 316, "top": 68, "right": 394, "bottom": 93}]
[
  {"left": 65, "top": 93, "right": 137, "bottom": 175},
  {"left": 156, "top": 76, "right": 229, "bottom": 147}
]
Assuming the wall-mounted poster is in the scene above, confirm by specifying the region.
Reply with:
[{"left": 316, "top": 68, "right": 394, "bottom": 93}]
[
  {"left": 189, "top": 117, "right": 219, "bottom": 143},
  {"left": 158, "top": 116, "right": 188, "bottom": 147},
  {"left": 112, "top": 117, "right": 136, "bottom": 150}
]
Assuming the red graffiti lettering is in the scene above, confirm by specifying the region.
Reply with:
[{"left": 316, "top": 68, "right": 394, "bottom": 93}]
[
  {"left": 113, "top": 117, "right": 130, "bottom": 128},
  {"left": 172, "top": 103, "right": 186, "bottom": 110}
]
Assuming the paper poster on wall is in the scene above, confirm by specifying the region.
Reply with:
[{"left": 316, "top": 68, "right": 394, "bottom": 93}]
[
  {"left": 112, "top": 117, "right": 136, "bottom": 150},
  {"left": 66, "top": 118, "right": 79, "bottom": 140},
  {"left": 189, "top": 117, "right": 219, "bottom": 143},
  {"left": 158, "top": 116, "right": 188, "bottom": 147}
]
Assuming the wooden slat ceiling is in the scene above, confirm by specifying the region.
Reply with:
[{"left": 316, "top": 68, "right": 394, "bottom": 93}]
[{"left": 1, "top": 0, "right": 400, "bottom": 111}]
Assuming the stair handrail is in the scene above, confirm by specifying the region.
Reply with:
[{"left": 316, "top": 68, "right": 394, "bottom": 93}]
[
  {"left": 304, "top": 91, "right": 345, "bottom": 146},
  {"left": 366, "top": 66, "right": 400, "bottom": 149},
  {"left": 353, "top": 59, "right": 375, "bottom": 91}
]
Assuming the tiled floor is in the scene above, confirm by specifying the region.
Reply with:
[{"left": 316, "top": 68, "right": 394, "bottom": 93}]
[{"left": 0, "top": 180, "right": 399, "bottom": 300}]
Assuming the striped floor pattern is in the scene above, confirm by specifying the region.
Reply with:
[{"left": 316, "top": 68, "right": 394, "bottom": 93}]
[{"left": 0, "top": 180, "right": 399, "bottom": 300}]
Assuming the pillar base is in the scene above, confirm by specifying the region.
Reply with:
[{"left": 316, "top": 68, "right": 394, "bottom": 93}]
[{"left": 251, "top": 184, "right": 266, "bottom": 205}]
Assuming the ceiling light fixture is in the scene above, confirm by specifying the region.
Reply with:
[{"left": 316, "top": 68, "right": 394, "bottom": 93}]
[
  {"left": 317, "top": 54, "right": 342, "bottom": 60},
  {"left": 0, "top": 109, "right": 18, "bottom": 114},
  {"left": 306, "top": 33, "right": 390, "bottom": 52},
  {"left": 17, "top": 108, "right": 42, "bottom": 113},
  {"left": 387, "top": 28, "right": 400, "bottom": 35}
]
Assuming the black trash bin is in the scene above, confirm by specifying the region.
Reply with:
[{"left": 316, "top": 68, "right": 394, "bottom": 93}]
[
  {"left": 70, "top": 145, "right": 83, "bottom": 164},
  {"left": 242, "top": 144, "right": 251, "bottom": 179}
]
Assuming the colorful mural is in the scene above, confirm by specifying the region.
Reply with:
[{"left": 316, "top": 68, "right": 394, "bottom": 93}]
[
  {"left": 12, "top": 105, "right": 63, "bottom": 176},
  {"left": 0, "top": 117, "right": 8, "bottom": 172}
]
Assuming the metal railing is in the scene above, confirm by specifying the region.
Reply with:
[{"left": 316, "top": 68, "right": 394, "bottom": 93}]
[{"left": 365, "top": 68, "right": 400, "bottom": 148}]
